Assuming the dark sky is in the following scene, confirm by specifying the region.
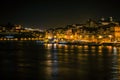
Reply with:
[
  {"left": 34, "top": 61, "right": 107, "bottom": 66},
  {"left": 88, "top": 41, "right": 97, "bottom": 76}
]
[{"left": 0, "top": 0, "right": 119, "bottom": 29}]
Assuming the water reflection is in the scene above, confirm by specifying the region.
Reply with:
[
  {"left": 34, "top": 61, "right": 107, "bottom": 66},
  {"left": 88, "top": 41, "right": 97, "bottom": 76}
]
[
  {"left": 111, "top": 47, "right": 119, "bottom": 80},
  {"left": 1, "top": 42, "right": 120, "bottom": 80},
  {"left": 44, "top": 45, "right": 120, "bottom": 80}
]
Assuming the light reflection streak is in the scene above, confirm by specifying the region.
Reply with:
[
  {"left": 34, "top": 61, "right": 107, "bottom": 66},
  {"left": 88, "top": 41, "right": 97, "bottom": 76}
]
[
  {"left": 51, "top": 44, "right": 58, "bottom": 80},
  {"left": 46, "top": 44, "right": 53, "bottom": 49},
  {"left": 113, "top": 47, "right": 117, "bottom": 55},
  {"left": 91, "top": 46, "right": 96, "bottom": 52},
  {"left": 64, "top": 45, "right": 68, "bottom": 49},
  {"left": 53, "top": 43, "right": 57, "bottom": 49},
  {"left": 44, "top": 44, "right": 120, "bottom": 80},
  {"left": 84, "top": 45, "right": 88, "bottom": 49},
  {"left": 51, "top": 60, "right": 58, "bottom": 80},
  {"left": 107, "top": 46, "right": 113, "bottom": 53},
  {"left": 45, "top": 43, "right": 59, "bottom": 80},
  {"left": 98, "top": 46, "right": 102, "bottom": 53},
  {"left": 111, "top": 47, "right": 119, "bottom": 80}
]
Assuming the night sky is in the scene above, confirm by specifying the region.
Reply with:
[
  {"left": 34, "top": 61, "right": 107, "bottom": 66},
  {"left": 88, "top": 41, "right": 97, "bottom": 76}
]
[{"left": 0, "top": 0, "right": 119, "bottom": 29}]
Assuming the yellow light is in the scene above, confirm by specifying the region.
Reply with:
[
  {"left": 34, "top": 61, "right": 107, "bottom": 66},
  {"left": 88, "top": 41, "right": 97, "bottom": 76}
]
[
  {"left": 108, "top": 35, "right": 112, "bottom": 38},
  {"left": 54, "top": 36, "right": 56, "bottom": 38},
  {"left": 64, "top": 35, "right": 67, "bottom": 38},
  {"left": 48, "top": 36, "right": 52, "bottom": 39},
  {"left": 70, "top": 35, "right": 73, "bottom": 38},
  {"left": 99, "top": 35, "right": 102, "bottom": 38},
  {"left": 79, "top": 35, "right": 82, "bottom": 38}
]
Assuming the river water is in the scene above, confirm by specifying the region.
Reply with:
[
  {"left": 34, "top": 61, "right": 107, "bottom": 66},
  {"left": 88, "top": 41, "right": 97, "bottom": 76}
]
[{"left": 1, "top": 41, "right": 120, "bottom": 80}]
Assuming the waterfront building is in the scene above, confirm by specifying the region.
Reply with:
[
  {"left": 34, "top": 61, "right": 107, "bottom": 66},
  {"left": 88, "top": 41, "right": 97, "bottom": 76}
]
[
  {"left": 0, "top": 23, "right": 44, "bottom": 40},
  {"left": 111, "top": 25, "right": 120, "bottom": 42},
  {"left": 0, "top": 17, "right": 120, "bottom": 42},
  {"left": 45, "top": 17, "right": 120, "bottom": 43}
]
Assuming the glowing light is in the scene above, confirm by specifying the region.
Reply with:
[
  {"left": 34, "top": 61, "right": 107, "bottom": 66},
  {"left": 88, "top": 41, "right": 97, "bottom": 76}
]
[
  {"left": 98, "top": 35, "right": 102, "bottom": 38},
  {"left": 108, "top": 35, "right": 112, "bottom": 38}
]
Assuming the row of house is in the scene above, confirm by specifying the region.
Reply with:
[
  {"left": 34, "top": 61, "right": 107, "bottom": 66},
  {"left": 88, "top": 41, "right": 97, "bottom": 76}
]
[{"left": 45, "top": 17, "right": 120, "bottom": 43}]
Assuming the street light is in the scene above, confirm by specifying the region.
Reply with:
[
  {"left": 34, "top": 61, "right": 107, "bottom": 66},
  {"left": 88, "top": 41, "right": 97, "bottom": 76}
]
[
  {"left": 98, "top": 35, "right": 103, "bottom": 39},
  {"left": 108, "top": 35, "right": 112, "bottom": 42}
]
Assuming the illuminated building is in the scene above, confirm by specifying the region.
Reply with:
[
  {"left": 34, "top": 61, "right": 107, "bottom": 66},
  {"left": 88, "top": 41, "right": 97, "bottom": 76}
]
[{"left": 45, "top": 17, "right": 120, "bottom": 43}]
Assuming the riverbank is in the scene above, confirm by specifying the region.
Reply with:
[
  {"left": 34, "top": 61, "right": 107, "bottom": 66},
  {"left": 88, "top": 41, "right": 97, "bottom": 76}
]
[{"left": 1, "top": 39, "right": 120, "bottom": 47}]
